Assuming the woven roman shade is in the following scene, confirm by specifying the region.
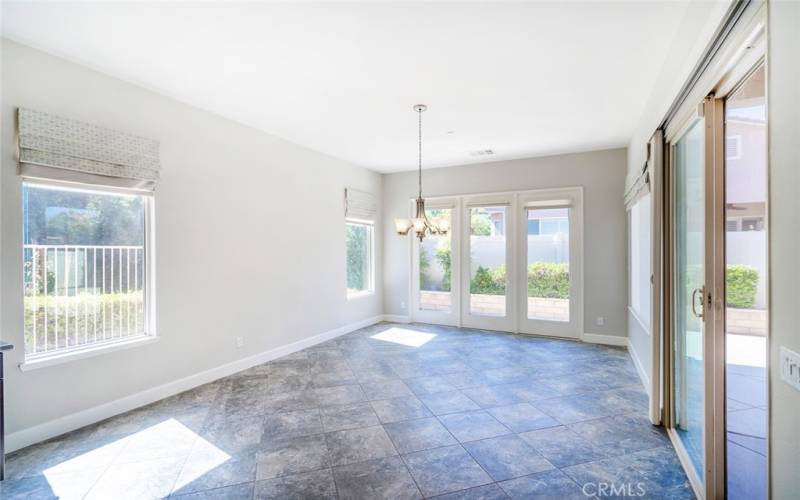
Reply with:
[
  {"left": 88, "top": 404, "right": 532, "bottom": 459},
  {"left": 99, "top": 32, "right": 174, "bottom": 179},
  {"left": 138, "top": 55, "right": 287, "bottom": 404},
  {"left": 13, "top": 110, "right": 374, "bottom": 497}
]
[
  {"left": 344, "top": 188, "right": 376, "bottom": 222},
  {"left": 17, "top": 108, "right": 160, "bottom": 191}
]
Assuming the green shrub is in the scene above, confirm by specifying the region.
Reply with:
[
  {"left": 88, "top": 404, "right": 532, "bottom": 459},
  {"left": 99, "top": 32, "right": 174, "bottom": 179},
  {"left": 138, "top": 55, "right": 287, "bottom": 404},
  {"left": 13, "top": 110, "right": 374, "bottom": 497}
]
[
  {"left": 470, "top": 265, "right": 506, "bottom": 295},
  {"left": 527, "top": 262, "right": 570, "bottom": 299},
  {"left": 726, "top": 264, "right": 758, "bottom": 308}
]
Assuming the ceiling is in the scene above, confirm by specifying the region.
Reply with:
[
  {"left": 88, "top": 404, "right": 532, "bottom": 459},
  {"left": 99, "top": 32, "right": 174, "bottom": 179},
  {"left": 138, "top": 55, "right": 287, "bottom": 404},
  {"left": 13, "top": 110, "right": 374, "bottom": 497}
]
[{"left": 2, "top": 2, "right": 699, "bottom": 173}]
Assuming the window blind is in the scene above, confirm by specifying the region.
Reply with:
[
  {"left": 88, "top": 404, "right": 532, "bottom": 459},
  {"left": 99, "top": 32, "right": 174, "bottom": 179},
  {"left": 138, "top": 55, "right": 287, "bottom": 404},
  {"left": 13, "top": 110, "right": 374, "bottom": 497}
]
[
  {"left": 17, "top": 108, "right": 161, "bottom": 191},
  {"left": 344, "top": 187, "right": 376, "bottom": 222}
]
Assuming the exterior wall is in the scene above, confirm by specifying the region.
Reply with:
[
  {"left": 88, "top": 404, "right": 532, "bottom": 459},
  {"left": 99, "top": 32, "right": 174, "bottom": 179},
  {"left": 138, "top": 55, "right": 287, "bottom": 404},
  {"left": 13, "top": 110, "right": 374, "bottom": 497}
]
[
  {"left": 0, "top": 40, "right": 383, "bottom": 440},
  {"left": 384, "top": 148, "right": 628, "bottom": 338}
]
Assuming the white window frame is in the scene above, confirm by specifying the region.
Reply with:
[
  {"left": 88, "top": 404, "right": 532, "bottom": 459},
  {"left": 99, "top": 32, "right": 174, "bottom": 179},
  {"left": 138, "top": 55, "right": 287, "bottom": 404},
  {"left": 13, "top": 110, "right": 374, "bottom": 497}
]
[
  {"left": 345, "top": 218, "right": 374, "bottom": 299},
  {"left": 19, "top": 178, "right": 157, "bottom": 371}
]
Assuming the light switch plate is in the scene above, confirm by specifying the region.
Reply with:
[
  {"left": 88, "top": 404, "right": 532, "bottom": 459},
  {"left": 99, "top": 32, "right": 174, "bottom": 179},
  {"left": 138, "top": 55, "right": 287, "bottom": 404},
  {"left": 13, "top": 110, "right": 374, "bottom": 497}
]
[{"left": 780, "top": 346, "right": 800, "bottom": 392}]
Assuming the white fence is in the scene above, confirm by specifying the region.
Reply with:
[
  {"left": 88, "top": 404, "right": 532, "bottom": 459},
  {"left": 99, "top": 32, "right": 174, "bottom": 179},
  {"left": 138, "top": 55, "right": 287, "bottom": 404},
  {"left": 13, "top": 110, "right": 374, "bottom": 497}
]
[{"left": 23, "top": 245, "right": 146, "bottom": 357}]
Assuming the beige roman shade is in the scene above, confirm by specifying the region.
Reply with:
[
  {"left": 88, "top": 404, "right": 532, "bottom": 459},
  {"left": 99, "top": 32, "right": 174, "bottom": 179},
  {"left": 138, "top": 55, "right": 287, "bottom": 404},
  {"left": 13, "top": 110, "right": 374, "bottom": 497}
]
[
  {"left": 624, "top": 137, "right": 656, "bottom": 209},
  {"left": 344, "top": 187, "right": 376, "bottom": 222},
  {"left": 17, "top": 108, "right": 161, "bottom": 191}
]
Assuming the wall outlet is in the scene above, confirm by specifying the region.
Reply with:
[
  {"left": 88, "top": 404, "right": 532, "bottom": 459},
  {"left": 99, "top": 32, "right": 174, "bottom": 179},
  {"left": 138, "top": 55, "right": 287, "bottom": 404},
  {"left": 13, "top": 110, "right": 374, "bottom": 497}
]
[
  {"left": 236, "top": 336, "right": 245, "bottom": 349},
  {"left": 780, "top": 346, "right": 800, "bottom": 392},
  {"left": 401, "top": 301, "right": 406, "bottom": 310},
  {"left": 596, "top": 316, "right": 605, "bottom": 326}
]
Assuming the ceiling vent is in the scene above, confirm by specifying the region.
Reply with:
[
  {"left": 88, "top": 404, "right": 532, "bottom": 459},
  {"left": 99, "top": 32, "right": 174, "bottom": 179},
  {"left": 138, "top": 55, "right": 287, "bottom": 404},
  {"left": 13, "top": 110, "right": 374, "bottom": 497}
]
[{"left": 469, "top": 149, "right": 495, "bottom": 157}]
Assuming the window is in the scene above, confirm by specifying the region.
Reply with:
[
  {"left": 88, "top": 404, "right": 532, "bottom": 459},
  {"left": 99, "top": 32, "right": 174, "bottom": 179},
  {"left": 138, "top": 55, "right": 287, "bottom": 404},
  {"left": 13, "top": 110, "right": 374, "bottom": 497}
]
[
  {"left": 629, "top": 193, "right": 652, "bottom": 329},
  {"left": 22, "top": 181, "right": 152, "bottom": 360},
  {"left": 742, "top": 217, "right": 764, "bottom": 232},
  {"left": 346, "top": 221, "right": 373, "bottom": 296},
  {"left": 726, "top": 134, "right": 742, "bottom": 160}
]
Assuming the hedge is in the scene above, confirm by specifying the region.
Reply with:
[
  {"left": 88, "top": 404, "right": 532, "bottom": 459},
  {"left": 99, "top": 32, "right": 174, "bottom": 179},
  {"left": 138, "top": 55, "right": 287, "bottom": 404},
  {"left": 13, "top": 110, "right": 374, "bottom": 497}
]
[
  {"left": 467, "top": 262, "right": 569, "bottom": 299},
  {"left": 726, "top": 264, "right": 758, "bottom": 308},
  {"left": 527, "top": 262, "right": 570, "bottom": 299}
]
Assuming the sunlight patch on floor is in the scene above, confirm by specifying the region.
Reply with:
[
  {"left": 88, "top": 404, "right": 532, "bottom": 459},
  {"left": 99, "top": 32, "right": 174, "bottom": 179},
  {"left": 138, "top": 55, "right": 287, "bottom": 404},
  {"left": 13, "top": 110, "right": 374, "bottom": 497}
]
[
  {"left": 371, "top": 327, "right": 436, "bottom": 347},
  {"left": 42, "top": 418, "right": 230, "bottom": 497}
]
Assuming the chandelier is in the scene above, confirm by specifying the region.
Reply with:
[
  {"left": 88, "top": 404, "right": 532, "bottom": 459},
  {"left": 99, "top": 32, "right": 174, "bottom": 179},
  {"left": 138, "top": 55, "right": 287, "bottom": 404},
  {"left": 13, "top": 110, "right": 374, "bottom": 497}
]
[{"left": 395, "top": 104, "right": 450, "bottom": 242}]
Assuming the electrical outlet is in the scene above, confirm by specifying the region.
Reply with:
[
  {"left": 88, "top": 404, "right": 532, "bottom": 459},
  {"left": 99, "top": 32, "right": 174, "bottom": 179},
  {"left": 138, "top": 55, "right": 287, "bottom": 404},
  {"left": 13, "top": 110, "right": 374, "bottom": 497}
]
[
  {"left": 401, "top": 301, "right": 406, "bottom": 310},
  {"left": 236, "top": 336, "right": 245, "bottom": 349},
  {"left": 780, "top": 346, "right": 800, "bottom": 392},
  {"left": 596, "top": 316, "right": 605, "bottom": 326}
]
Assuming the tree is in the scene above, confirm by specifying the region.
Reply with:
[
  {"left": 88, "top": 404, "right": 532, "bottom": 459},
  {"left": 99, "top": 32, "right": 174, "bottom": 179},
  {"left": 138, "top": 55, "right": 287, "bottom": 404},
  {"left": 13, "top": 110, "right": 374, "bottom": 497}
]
[
  {"left": 470, "top": 210, "right": 492, "bottom": 236},
  {"left": 346, "top": 224, "right": 366, "bottom": 290}
]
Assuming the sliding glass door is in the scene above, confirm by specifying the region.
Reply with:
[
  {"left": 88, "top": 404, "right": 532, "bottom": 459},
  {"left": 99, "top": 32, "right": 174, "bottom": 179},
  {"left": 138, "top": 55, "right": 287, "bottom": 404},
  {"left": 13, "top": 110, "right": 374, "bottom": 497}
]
[{"left": 671, "top": 115, "right": 707, "bottom": 485}]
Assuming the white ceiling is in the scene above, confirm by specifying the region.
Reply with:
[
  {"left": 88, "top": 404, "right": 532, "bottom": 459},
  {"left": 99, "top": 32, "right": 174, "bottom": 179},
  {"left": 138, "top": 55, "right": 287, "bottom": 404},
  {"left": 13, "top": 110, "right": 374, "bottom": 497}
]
[{"left": 2, "top": 2, "right": 698, "bottom": 173}]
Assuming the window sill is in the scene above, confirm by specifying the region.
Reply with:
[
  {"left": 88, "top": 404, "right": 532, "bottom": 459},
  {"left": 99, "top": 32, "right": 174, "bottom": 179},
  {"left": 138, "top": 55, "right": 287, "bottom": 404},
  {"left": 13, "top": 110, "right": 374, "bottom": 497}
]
[
  {"left": 19, "top": 335, "right": 159, "bottom": 372},
  {"left": 347, "top": 290, "right": 375, "bottom": 301}
]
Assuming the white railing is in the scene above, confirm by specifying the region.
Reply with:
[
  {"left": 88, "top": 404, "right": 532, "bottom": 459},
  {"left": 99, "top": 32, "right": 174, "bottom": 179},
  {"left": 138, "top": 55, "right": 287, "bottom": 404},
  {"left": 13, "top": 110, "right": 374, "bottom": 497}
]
[{"left": 23, "top": 244, "right": 146, "bottom": 358}]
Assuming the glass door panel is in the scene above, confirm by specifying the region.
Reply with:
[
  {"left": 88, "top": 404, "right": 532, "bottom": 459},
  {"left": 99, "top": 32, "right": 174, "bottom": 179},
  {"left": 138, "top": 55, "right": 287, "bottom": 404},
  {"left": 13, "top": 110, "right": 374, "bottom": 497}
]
[
  {"left": 526, "top": 208, "right": 570, "bottom": 322},
  {"left": 724, "top": 64, "right": 767, "bottom": 500},
  {"left": 469, "top": 206, "right": 507, "bottom": 317},
  {"left": 419, "top": 208, "right": 453, "bottom": 313},
  {"left": 673, "top": 117, "right": 706, "bottom": 483},
  {"left": 412, "top": 204, "right": 459, "bottom": 326}
]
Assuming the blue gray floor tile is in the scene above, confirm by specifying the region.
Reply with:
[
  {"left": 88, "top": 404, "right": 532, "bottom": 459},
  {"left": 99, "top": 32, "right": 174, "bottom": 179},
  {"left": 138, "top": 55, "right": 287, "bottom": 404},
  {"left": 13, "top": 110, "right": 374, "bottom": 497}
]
[{"left": 2, "top": 322, "right": 694, "bottom": 499}]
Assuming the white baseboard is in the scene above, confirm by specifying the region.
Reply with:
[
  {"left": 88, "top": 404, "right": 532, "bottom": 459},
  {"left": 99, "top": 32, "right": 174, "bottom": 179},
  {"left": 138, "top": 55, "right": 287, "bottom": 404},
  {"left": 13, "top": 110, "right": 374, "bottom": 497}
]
[
  {"left": 6, "top": 315, "right": 383, "bottom": 453},
  {"left": 381, "top": 314, "right": 410, "bottom": 323},
  {"left": 581, "top": 332, "right": 628, "bottom": 347},
  {"left": 627, "top": 342, "right": 651, "bottom": 394}
]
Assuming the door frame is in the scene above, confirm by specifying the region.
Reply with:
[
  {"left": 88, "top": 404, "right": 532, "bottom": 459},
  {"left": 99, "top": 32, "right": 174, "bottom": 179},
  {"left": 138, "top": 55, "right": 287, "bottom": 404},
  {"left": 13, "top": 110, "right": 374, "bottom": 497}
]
[
  {"left": 517, "top": 187, "right": 584, "bottom": 339},
  {"left": 460, "top": 192, "right": 516, "bottom": 332},
  {"left": 660, "top": 19, "right": 768, "bottom": 492}
]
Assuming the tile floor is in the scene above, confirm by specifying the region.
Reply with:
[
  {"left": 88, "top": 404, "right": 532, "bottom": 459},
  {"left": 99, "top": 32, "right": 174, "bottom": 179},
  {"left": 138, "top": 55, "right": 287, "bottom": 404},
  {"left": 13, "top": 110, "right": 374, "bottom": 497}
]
[{"left": 0, "top": 323, "right": 694, "bottom": 499}]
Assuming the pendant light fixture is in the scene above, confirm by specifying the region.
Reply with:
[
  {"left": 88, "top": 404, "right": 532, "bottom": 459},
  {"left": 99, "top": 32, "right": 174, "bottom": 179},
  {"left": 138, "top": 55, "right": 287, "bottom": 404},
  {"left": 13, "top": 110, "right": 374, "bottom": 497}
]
[{"left": 395, "top": 104, "right": 450, "bottom": 242}]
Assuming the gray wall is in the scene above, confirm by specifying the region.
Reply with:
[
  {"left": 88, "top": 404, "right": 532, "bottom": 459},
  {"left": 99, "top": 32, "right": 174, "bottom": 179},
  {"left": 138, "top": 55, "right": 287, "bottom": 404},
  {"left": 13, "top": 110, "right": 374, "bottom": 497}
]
[
  {"left": 382, "top": 149, "right": 628, "bottom": 338},
  {"left": 0, "top": 40, "right": 382, "bottom": 439},
  {"left": 767, "top": 1, "right": 800, "bottom": 496}
]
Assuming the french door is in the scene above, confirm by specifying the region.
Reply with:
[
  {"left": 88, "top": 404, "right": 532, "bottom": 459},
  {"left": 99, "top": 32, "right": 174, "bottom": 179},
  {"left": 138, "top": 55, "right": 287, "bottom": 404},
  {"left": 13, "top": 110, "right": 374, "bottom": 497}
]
[
  {"left": 460, "top": 194, "right": 515, "bottom": 332},
  {"left": 410, "top": 198, "right": 460, "bottom": 326},
  {"left": 517, "top": 189, "right": 583, "bottom": 339},
  {"left": 411, "top": 188, "right": 583, "bottom": 339}
]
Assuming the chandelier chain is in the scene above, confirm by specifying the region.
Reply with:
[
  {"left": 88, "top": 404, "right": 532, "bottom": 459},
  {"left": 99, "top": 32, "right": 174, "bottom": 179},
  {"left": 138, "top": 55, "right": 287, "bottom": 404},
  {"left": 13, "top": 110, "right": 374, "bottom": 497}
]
[{"left": 418, "top": 107, "right": 422, "bottom": 199}]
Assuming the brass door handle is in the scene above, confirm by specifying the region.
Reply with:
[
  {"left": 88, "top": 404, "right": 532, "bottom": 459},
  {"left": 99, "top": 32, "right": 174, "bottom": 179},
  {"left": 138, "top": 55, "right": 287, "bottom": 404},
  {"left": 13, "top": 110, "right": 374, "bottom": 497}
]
[{"left": 691, "top": 287, "right": 705, "bottom": 319}]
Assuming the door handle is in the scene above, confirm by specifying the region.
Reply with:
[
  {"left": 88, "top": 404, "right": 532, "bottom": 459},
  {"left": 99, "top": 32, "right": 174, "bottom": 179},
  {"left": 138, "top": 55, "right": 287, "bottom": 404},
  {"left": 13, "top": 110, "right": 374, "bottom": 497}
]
[{"left": 691, "top": 287, "right": 705, "bottom": 320}]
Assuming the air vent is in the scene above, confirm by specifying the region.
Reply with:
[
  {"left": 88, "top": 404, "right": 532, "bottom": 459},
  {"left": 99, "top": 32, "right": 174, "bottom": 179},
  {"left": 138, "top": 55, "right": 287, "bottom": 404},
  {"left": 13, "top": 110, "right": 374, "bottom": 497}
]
[{"left": 469, "top": 149, "right": 495, "bottom": 157}]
